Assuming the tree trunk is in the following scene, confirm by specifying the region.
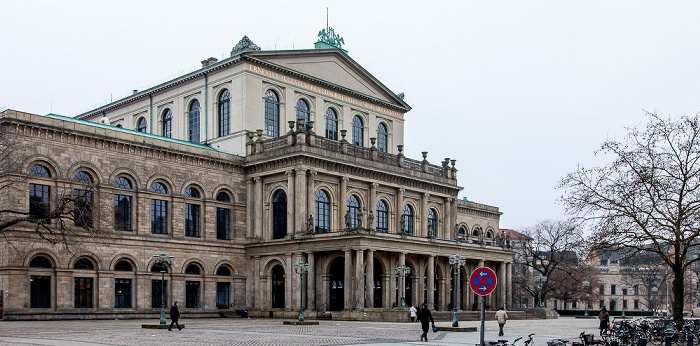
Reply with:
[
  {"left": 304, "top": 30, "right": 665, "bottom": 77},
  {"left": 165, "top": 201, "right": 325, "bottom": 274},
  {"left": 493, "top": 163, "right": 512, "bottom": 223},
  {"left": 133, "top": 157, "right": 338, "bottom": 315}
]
[{"left": 673, "top": 265, "right": 685, "bottom": 330}]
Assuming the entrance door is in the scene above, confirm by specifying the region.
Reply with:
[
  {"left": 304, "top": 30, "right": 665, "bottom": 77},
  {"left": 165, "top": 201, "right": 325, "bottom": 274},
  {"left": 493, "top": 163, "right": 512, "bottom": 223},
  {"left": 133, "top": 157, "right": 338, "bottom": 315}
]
[
  {"left": 373, "top": 260, "right": 383, "bottom": 308},
  {"left": 271, "top": 265, "right": 285, "bottom": 308},
  {"left": 329, "top": 258, "right": 344, "bottom": 311},
  {"left": 217, "top": 282, "right": 229, "bottom": 309}
]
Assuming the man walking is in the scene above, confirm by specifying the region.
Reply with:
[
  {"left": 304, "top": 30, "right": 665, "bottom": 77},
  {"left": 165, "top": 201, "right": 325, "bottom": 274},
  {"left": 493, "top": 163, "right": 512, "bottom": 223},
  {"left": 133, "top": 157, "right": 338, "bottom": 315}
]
[
  {"left": 598, "top": 306, "right": 609, "bottom": 336},
  {"left": 169, "top": 301, "right": 182, "bottom": 331},
  {"left": 416, "top": 303, "right": 435, "bottom": 342},
  {"left": 495, "top": 306, "right": 508, "bottom": 336}
]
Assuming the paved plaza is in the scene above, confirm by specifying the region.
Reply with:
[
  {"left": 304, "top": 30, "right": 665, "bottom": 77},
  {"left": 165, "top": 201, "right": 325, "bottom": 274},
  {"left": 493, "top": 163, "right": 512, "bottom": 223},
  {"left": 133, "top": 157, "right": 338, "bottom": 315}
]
[{"left": 0, "top": 316, "right": 605, "bottom": 345}]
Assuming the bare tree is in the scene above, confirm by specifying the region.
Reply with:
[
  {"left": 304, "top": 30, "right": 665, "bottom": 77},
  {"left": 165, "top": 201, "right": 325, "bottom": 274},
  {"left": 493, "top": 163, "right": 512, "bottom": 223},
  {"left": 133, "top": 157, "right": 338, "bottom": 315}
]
[{"left": 560, "top": 112, "right": 700, "bottom": 328}]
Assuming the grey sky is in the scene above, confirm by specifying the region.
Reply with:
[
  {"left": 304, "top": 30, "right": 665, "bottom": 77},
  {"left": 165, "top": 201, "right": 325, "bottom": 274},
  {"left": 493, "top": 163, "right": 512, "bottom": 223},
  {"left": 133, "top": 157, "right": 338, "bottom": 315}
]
[{"left": 2, "top": 1, "right": 700, "bottom": 230}]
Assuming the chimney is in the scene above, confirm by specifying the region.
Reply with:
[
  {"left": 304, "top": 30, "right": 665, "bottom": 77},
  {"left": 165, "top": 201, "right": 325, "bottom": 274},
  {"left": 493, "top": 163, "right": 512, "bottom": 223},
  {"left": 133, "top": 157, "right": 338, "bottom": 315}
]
[{"left": 201, "top": 57, "right": 219, "bottom": 68}]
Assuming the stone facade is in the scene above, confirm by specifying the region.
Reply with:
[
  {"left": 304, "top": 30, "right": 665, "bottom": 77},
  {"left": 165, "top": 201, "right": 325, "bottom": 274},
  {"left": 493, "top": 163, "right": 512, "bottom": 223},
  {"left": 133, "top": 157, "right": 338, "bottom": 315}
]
[{"left": 0, "top": 38, "right": 513, "bottom": 320}]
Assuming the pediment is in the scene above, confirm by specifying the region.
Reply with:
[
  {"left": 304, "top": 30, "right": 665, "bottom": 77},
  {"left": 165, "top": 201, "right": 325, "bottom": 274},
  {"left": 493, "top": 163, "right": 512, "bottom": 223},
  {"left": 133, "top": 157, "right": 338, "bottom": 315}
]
[{"left": 246, "top": 50, "right": 409, "bottom": 111}]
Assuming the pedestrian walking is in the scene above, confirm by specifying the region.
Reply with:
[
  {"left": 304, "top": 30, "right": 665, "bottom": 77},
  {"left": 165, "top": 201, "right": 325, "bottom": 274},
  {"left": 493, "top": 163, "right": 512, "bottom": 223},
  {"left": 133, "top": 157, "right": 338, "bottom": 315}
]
[
  {"left": 409, "top": 305, "right": 417, "bottom": 323},
  {"left": 598, "top": 306, "right": 609, "bottom": 336},
  {"left": 169, "top": 301, "right": 182, "bottom": 331},
  {"left": 416, "top": 303, "right": 435, "bottom": 342},
  {"left": 495, "top": 306, "right": 508, "bottom": 336}
]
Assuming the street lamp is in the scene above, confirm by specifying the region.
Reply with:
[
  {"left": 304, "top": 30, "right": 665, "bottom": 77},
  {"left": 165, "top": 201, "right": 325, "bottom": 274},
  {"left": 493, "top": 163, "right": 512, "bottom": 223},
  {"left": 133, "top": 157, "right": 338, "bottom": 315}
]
[
  {"left": 152, "top": 252, "right": 174, "bottom": 325},
  {"left": 651, "top": 286, "right": 658, "bottom": 317},
  {"left": 449, "top": 254, "right": 466, "bottom": 327},
  {"left": 395, "top": 264, "right": 411, "bottom": 307},
  {"left": 620, "top": 283, "right": 627, "bottom": 318},
  {"left": 582, "top": 280, "right": 590, "bottom": 317},
  {"left": 535, "top": 275, "right": 547, "bottom": 307},
  {"left": 294, "top": 262, "right": 310, "bottom": 321}
]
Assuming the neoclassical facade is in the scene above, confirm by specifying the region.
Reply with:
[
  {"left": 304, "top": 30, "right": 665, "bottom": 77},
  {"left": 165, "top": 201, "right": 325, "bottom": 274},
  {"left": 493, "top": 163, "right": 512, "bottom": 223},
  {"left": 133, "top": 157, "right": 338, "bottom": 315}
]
[{"left": 0, "top": 36, "right": 512, "bottom": 320}]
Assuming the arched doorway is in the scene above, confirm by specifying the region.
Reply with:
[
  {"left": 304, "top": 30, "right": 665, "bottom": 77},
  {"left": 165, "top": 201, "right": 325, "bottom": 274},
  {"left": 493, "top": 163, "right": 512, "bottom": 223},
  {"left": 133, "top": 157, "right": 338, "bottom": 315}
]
[
  {"left": 373, "top": 260, "right": 383, "bottom": 308},
  {"left": 271, "top": 265, "right": 285, "bottom": 308},
  {"left": 329, "top": 258, "right": 344, "bottom": 311}
]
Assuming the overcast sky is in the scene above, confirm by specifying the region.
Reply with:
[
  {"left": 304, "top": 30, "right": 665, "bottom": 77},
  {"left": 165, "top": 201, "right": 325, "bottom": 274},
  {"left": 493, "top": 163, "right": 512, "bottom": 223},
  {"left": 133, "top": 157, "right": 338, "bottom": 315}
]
[{"left": 3, "top": 1, "right": 700, "bottom": 231}]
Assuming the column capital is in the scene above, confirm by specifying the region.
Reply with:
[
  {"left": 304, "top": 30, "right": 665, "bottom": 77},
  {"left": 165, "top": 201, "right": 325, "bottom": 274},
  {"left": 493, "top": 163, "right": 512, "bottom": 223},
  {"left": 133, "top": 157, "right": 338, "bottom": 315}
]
[
  {"left": 371, "top": 182, "right": 379, "bottom": 188},
  {"left": 423, "top": 192, "right": 430, "bottom": 198},
  {"left": 398, "top": 188, "right": 405, "bottom": 193},
  {"left": 308, "top": 170, "right": 317, "bottom": 176},
  {"left": 285, "top": 170, "right": 295, "bottom": 177},
  {"left": 253, "top": 177, "right": 261, "bottom": 183},
  {"left": 446, "top": 197, "right": 453, "bottom": 203},
  {"left": 341, "top": 177, "right": 349, "bottom": 182}
]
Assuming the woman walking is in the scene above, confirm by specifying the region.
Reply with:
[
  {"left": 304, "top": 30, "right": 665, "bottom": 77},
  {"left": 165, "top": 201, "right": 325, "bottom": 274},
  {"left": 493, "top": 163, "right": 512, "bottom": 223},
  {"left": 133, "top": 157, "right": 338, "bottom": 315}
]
[{"left": 416, "top": 303, "right": 435, "bottom": 342}]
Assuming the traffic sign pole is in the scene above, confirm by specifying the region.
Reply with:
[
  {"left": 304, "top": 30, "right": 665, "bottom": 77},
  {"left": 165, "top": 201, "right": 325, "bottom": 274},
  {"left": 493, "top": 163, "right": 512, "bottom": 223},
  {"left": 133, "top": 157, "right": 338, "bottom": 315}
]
[{"left": 480, "top": 295, "right": 485, "bottom": 346}]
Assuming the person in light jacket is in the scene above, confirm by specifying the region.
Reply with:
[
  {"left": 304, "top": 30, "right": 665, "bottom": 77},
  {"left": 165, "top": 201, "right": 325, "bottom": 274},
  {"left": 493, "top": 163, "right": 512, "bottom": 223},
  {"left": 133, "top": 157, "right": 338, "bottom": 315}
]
[
  {"left": 495, "top": 306, "right": 508, "bottom": 336},
  {"left": 409, "top": 305, "right": 417, "bottom": 322}
]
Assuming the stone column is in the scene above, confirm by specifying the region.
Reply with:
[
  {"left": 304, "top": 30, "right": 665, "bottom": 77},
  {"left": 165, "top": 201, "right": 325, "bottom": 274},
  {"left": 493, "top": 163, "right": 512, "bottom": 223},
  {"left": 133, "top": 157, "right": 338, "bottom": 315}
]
[
  {"left": 307, "top": 171, "right": 316, "bottom": 228},
  {"left": 369, "top": 183, "right": 378, "bottom": 229},
  {"left": 355, "top": 249, "right": 365, "bottom": 310},
  {"left": 499, "top": 261, "right": 507, "bottom": 309},
  {"left": 389, "top": 255, "right": 397, "bottom": 308},
  {"left": 247, "top": 179, "right": 254, "bottom": 238},
  {"left": 286, "top": 170, "right": 295, "bottom": 236},
  {"left": 438, "top": 276, "right": 447, "bottom": 311},
  {"left": 506, "top": 262, "right": 512, "bottom": 309},
  {"left": 308, "top": 252, "right": 316, "bottom": 310},
  {"left": 344, "top": 249, "right": 353, "bottom": 310},
  {"left": 451, "top": 198, "right": 457, "bottom": 235},
  {"left": 421, "top": 193, "right": 429, "bottom": 237},
  {"left": 427, "top": 255, "right": 435, "bottom": 308},
  {"left": 340, "top": 177, "right": 348, "bottom": 229},
  {"left": 295, "top": 169, "right": 307, "bottom": 234},
  {"left": 254, "top": 177, "right": 263, "bottom": 238},
  {"left": 366, "top": 249, "right": 374, "bottom": 308},
  {"left": 396, "top": 188, "right": 404, "bottom": 233},
  {"left": 254, "top": 256, "right": 261, "bottom": 310},
  {"left": 286, "top": 253, "right": 293, "bottom": 310},
  {"left": 444, "top": 197, "right": 452, "bottom": 239}
]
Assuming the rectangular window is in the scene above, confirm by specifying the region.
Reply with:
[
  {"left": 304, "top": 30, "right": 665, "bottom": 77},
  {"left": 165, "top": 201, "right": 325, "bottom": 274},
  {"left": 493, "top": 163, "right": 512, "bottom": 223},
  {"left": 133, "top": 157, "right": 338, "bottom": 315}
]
[
  {"left": 623, "top": 299, "right": 627, "bottom": 309},
  {"left": 73, "top": 189, "right": 93, "bottom": 228},
  {"left": 185, "top": 203, "right": 200, "bottom": 237},
  {"left": 186, "top": 281, "right": 200, "bottom": 308},
  {"left": 600, "top": 285, "right": 605, "bottom": 294},
  {"left": 115, "top": 279, "right": 131, "bottom": 308},
  {"left": 376, "top": 208, "right": 388, "bottom": 232},
  {"left": 610, "top": 299, "right": 617, "bottom": 311},
  {"left": 622, "top": 287, "right": 627, "bottom": 295},
  {"left": 599, "top": 300, "right": 604, "bottom": 308},
  {"left": 114, "top": 195, "right": 132, "bottom": 231},
  {"left": 29, "top": 184, "right": 50, "bottom": 217},
  {"left": 572, "top": 301, "right": 577, "bottom": 308},
  {"left": 611, "top": 285, "right": 616, "bottom": 295},
  {"left": 634, "top": 299, "right": 639, "bottom": 309},
  {"left": 217, "top": 282, "right": 230, "bottom": 309},
  {"left": 151, "top": 280, "right": 167, "bottom": 308},
  {"left": 216, "top": 207, "right": 230, "bottom": 240},
  {"left": 634, "top": 285, "right": 639, "bottom": 295},
  {"left": 74, "top": 277, "right": 92, "bottom": 308},
  {"left": 30, "top": 276, "right": 51, "bottom": 308},
  {"left": 151, "top": 199, "right": 167, "bottom": 234}
]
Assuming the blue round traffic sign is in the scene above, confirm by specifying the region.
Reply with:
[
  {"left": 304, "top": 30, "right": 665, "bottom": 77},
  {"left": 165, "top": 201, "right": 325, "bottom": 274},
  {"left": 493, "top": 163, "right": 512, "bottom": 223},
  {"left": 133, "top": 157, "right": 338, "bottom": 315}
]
[{"left": 470, "top": 267, "right": 497, "bottom": 296}]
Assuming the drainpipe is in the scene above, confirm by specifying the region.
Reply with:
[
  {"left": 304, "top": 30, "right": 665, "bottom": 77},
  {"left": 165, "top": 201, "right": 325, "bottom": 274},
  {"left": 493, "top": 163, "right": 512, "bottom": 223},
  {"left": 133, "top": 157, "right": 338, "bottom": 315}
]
[
  {"left": 204, "top": 73, "right": 208, "bottom": 142},
  {"left": 149, "top": 94, "right": 153, "bottom": 134}
]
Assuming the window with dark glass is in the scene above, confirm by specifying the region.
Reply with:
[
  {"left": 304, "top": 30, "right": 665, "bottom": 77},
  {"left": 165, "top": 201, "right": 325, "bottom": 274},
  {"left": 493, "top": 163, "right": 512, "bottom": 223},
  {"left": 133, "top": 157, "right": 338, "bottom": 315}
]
[
  {"left": 377, "top": 123, "right": 388, "bottom": 152},
  {"left": 114, "top": 177, "right": 133, "bottom": 231},
  {"left": 186, "top": 281, "right": 200, "bottom": 308},
  {"left": 151, "top": 280, "right": 167, "bottom": 308},
  {"left": 74, "top": 258, "right": 94, "bottom": 270},
  {"left": 611, "top": 285, "right": 616, "bottom": 295},
  {"left": 30, "top": 276, "right": 51, "bottom": 308},
  {"left": 115, "top": 278, "right": 131, "bottom": 308},
  {"left": 216, "top": 192, "right": 231, "bottom": 240},
  {"left": 151, "top": 182, "right": 168, "bottom": 234},
  {"left": 162, "top": 109, "right": 172, "bottom": 138},
  {"left": 428, "top": 208, "right": 437, "bottom": 237},
  {"left": 114, "top": 260, "right": 132, "bottom": 271},
  {"left": 315, "top": 190, "right": 330, "bottom": 233},
  {"left": 74, "top": 277, "right": 92, "bottom": 308},
  {"left": 137, "top": 117, "right": 147, "bottom": 133},
  {"left": 325, "top": 108, "right": 338, "bottom": 140},
  {"left": 73, "top": 171, "right": 93, "bottom": 228},
  {"left": 265, "top": 90, "right": 279, "bottom": 137},
  {"left": 218, "top": 89, "right": 230, "bottom": 137},
  {"left": 189, "top": 100, "right": 200, "bottom": 143},
  {"left": 185, "top": 187, "right": 201, "bottom": 237},
  {"left": 347, "top": 195, "right": 360, "bottom": 229},
  {"left": 403, "top": 204, "right": 414, "bottom": 235},
  {"left": 376, "top": 200, "right": 388, "bottom": 232},
  {"left": 29, "top": 183, "right": 50, "bottom": 218},
  {"left": 30, "top": 256, "right": 52, "bottom": 268},
  {"left": 352, "top": 115, "right": 363, "bottom": 146},
  {"left": 29, "top": 164, "right": 51, "bottom": 177},
  {"left": 216, "top": 266, "right": 231, "bottom": 276},
  {"left": 296, "top": 99, "right": 309, "bottom": 131},
  {"left": 271, "top": 265, "right": 285, "bottom": 308},
  {"left": 272, "top": 190, "right": 287, "bottom": 239}
]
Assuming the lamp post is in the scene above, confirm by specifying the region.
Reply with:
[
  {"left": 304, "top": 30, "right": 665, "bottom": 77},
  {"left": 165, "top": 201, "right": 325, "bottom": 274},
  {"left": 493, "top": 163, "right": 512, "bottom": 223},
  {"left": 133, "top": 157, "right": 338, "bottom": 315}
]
[
  {"left": 535, "top": 275, "right": 547, "bottom": 307},
  {"left": 152, "top": 252, "right": 174, "bottom": 325},
  {"left": 651, "top": 286, "right": 658, "bottom": 317},
  {"left": 582, "top": 280, "right": 590, "bottom": 317},
  {"left": 620, "top": 283, "right": 627, "bottom": 318},
  {"left": 449, "top": 254, "right": 466, "bottom": 327},
  {"left": 395, "top": 264, "right": 411, "bottom": 307},
  {"left": 294, "top": 262, "right": 310, "bottom": 321}
]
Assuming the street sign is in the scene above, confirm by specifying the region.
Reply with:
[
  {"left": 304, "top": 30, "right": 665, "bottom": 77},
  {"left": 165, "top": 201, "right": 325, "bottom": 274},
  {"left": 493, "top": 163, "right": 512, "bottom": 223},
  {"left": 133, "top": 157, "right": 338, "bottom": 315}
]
[{"left": 470, "top": 267, "right": 497, "bottom": 296}]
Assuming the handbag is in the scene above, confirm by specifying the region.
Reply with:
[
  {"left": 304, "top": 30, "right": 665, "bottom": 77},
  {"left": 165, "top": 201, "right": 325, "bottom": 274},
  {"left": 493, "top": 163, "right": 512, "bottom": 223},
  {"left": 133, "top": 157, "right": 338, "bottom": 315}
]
[{"left": 432, "top": 323, "right": 437, "bottom": 333}]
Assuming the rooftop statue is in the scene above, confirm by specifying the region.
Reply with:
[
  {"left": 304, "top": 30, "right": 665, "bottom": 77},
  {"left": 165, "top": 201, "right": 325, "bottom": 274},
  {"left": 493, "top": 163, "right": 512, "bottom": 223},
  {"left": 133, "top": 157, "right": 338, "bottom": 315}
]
[{"left": 318, "top": 27, "right": 344, "bottom": 49}]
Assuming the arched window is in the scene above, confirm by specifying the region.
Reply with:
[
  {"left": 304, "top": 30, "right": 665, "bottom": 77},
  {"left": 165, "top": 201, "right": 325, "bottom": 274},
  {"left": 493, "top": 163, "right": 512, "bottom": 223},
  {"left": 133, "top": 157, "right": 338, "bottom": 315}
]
[
  {"left": 428, "top": 208, "right": 438, "bottom": 238},
  {"left": 137, "top": 117, "right": 147, "bottom": 133},
  {"left": 271, "top": 265, "right": 285, "bottom": 308},
  {"left": 216, "top": 191, "right": 231, "bottom": 202},
  {"left": 151, "top": 182, "right": 168, "bottom": 234},
  {"left": 352, "top": 115, "right": 363, "bottom": 146},
  {"left": 30, "top": 256, "right": 52, "bottom": 268},
  {"left": 347, "top": 195, "right": 360, "bottom": 230},
  {"left": 272, "top": 190, "right": 287, "bottom": 239},
  {"left": 264, "top": 90, "right": 279, "bottom": 137},
  {"left": 73, "top": 171, "right": 93, "bottom": 184},
  {"left": 296, "top": 99, "right": 310, "bottom": 131},
  {"left": 216, "top": 191, "right": 231, "bottom": 240},
  {"left": 114, "top": 260, "right": 133, "bottom": 271},
  {"left": 114, "top": 176, "right": 133, "bottom": 231},
  {"left": 29, "top": 164, "right": 51, "bottom": 177},
  {"left": 315, "top": 190, "right": 330, "bottom": 233},
  {"left": 74, "top": 258, "right": 95, "bottom": 270},
  {"left": 151, "top": 182, "right": 167, "bottom": 194},
  {"left": 29, "top": 256, "right": 52, "bottom": 308},
  {"left": 114, "top": 177, "right": 132, "bottom": 189},
  {"left": 472, "top": 227, "right": 482, "bottom": 243},
  {"left": 377, "top": 123, "right": 388, "bottom": 152},
  {"left": 185, "top": 187, "right": 200, "bottom": 198},
  {"left": 162, "top": 109, "right": 172, "bottom": 138},
  {"left": 185, "top": 264, "right": 201, "bottom": 275},
  {"left": 151, "top": 262, "right": 168, "bottom": 273},
  {"left": 189, "top": 100, "right": 200, "bottom": 143},
  {"left": 376, "top": 200, "right": 388, "bottom": 232},
  {"left": 325, "top": 108, "right": 338, "bottom": 140},
  {"left": 116, "top": 124, "right": 123, "bottom": 128},
  {"left": 73, "top": 171, "right": 93, "bottom": 228},
  {"left": 216, "top": 266, "right": 231, "bottom": 276},
  {"left": 402, "top": 204, "right": 414, "bottom": 236},
  {"left": 218, "top": 89, "right": 230, "bottom": 137},
  {"left": 185, "top": 187, "right": 201, "bottom": 237}
]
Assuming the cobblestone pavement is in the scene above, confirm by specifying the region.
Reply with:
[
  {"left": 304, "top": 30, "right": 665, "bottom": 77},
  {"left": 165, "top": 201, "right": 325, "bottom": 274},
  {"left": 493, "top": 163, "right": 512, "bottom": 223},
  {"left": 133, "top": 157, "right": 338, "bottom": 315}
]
[{"left": 0, "top": 316, "right": 604, "bottom": 345}]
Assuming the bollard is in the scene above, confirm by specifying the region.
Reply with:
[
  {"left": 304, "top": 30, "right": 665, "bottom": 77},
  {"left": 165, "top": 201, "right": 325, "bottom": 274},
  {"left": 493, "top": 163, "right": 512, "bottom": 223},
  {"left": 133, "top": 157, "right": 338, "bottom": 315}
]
[
  {"left": 665, "top": 336, "right": 672, "bottom": 346},
  {"left": 688, "top": 334, "right": 693, "bottom": 346}
]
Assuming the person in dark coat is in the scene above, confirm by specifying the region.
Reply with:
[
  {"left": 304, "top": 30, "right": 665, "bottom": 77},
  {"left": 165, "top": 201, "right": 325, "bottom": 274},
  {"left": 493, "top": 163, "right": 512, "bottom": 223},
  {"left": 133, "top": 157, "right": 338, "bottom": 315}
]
[
  {"left": 416, "top": 303, "right": 435, "bottom": 342},
  {"left": 169, "top": 301, "right": 182, "bottom": 331},
  {"left": 598, "top": 307, "right": 609, "bottom": 336}
]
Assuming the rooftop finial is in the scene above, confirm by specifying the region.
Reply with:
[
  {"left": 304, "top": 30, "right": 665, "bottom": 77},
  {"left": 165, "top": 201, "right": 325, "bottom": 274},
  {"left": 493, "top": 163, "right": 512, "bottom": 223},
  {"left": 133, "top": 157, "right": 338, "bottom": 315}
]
[{"left": 231, "top": 36, "right": 261, "bottom": 56}]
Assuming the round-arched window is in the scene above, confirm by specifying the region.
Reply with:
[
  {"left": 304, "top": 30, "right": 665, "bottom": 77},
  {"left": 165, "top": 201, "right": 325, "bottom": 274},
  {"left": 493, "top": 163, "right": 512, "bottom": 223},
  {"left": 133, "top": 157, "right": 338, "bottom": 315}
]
[
  {"left": 114, "top": 260, "right": 133, "bottom": 271},
  {"left": 377, "top": 123, "right": 388, "bottom": 152},
  {"left": 30, "top": 256, "right": 52, "bottom": 268},
  {"left": 185, "top": 187, "right": 201, "bottom": 198},
  {"left": 151, "top": 182, "right": 167, "bottom": 194},
  {"left": 216, "top": 191, "right": 231, "bottom": 202},
  {"left": 219, "top": 89, "right": 231, "bottom": 137},
  {"left": 296, "top": 99, "right": 310, "bottom": 131},
  {"left": 265, "top": 90, "right": 280, "bottom": 137},
  {"left": 352, "top": 115, "right": 364, "bottom": 146},
  {"left": 315, "top": 190, "right": 330, "bottom": 233},
  {"left": 74, "top": 258, "right": 95, "bottom": 270},
  {"left": 216, "top": 266, "right": 231, "bottom": 276},
  {"left": 185, "top": 264, "right": 201, "bottom": 275},
  {"left": 137, "top": 117, "right": 147, "bottom": 133},
  {"left": 162, "top": 109, "right": 172, "bottom": 138},
  {"left": 325, "top": 108, "right": 338, "bottom": 140},
  {"left": 114, "top": 177, "right": 132, "bottom": 189},
  {"left": 29, "top": 164, "right": 51, "bottom": 177}
]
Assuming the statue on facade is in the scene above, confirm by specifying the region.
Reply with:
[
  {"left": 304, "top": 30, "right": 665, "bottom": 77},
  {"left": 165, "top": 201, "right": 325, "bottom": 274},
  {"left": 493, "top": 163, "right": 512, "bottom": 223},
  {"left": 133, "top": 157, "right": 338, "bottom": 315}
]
[
  {"left": 307, "top": 214, "right": 315, "bottom": 234},
  {"left": 427, "top": 223, "right": 434, "bottom": 238},
  {"left": 506, "top": 232, "right": 512, "bottom": 249},
  {"left": 344, "top": 211, "right": 352, "bottom": 230},
  {"left": 494, "top": 231, "right": 503, "bottom": 247},
  {"left": 478, "top": 228, "right": 484, "bottom": 244},
  {"left": 454, "top": 224, "right": 460, "bottom": 241},
  {"left": 399, "top": 215, "right": 406, "bottom": 234},
  {"left": 367, "top": 211, "right": 374, "bottom": 231},
  {"left": 357, "top": 209, "right": 364, "bottom": 229}
]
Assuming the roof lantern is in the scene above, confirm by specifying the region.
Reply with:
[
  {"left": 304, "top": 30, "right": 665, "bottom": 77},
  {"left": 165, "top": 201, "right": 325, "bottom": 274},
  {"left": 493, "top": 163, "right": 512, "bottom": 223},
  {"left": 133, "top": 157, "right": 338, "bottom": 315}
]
[{"left": 231, "top": 36, "right": 261, "bottom": 56}]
